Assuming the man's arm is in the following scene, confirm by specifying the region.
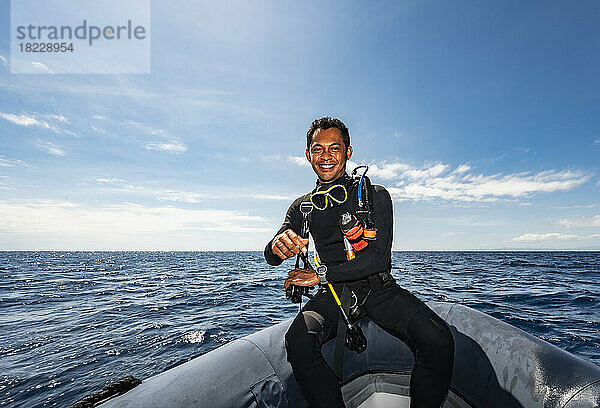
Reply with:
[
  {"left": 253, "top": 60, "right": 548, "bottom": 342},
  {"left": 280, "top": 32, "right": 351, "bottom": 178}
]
[
  {"left": 325, "top": 186, "right": 393, "bottom": 282},
  {"left": 264, "top": 195, "right": 308, "bottom": 266}
]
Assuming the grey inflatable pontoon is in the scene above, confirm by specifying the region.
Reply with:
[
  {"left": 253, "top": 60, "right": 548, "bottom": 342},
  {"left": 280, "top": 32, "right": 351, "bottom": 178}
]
[{"left": 97, "top": 302, "right": 600, "bottom": 408}]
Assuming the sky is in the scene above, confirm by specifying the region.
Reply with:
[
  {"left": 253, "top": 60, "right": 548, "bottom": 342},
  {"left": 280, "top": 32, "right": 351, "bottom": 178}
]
[{"left": 0, "top": 0, "right": 599, "bottom": 250}]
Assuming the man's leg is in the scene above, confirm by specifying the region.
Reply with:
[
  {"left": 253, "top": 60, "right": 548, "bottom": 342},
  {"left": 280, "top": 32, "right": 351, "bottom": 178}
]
[
  {"left": 285, "top": 288, "right": 345, "bottom": 408},
  {"left": 364, "top": 282, "right": 455, "bottom": 408}
]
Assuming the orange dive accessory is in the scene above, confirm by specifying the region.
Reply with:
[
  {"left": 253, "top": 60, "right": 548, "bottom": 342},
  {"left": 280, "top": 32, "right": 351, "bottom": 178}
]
[
  {"left": 343, "top": 237, "right": 356, "bottom": 261},
  {"left": 363, "top": 228, "right": 377, "bottom": 240},
  {"left": 340, "top": 212, "right": 368, "bottom": 253}
]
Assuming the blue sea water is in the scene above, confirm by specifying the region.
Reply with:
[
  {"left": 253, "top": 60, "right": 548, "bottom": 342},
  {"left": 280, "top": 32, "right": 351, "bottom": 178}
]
[{"left": 1, "top": 251, "right": 598, "bottom": 407}]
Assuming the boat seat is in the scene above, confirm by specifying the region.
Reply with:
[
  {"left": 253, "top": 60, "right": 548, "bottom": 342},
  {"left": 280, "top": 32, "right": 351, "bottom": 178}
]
[{"left": 342, "top": 372, "right": 472, "bottom": 408}]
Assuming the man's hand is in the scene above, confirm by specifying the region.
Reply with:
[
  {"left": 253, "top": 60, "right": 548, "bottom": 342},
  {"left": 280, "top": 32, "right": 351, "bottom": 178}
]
[
  {"left": 284, "top": 268, "right": 319, "bottom": 290},
  {"left": 271, "top": 229, "right": 309, "bottom": 260}
]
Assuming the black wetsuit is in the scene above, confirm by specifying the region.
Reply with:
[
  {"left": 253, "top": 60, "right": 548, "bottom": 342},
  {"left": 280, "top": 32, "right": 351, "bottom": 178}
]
[{"left": 265, "top": 174, "right": 454, "bottom": 408}]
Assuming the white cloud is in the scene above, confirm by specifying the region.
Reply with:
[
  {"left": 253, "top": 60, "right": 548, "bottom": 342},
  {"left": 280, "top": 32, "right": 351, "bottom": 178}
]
[
  {"left": 93, "top": 115, "right": 108, "bottom": 121},
  {"left": 96, "top": 179, "right": 148, "bottom": 194},
  {"left": 348, "top": 161, "right": 465, "bottom": 180},
  {"left": 288, "top": 157, "right": 590, "bottom": 203},
  {"left": 288, "top": 155, "right": 310, "bottom": 167},
  {"left": 156, "top": 190, "right": 204, "bottom": 203},
  {"left": 0, "top": 155, "right": 28, "bottom": 167},
  {"left": 552, "top": 203, "right": 600, "bottom": 209},
  {"left": 31, "top": 61, "right": 54, "bottom": 73},
  {"left": 511, "top": 232, "right": 600, "bottom": 242},
  {"left": 365, "top": 161, "right": 589, "bottom": 203},
  {"left": 593, "top": 138, "right": 600, "bottom": 145},
  {"left": 289, "top": 157, "right": 589, "bottom": 203},
  {"left": 404, "top": 163, "right": 449, "bottom": 180},
  {"left": 95, "top": 177, "right": 297, "bottom": 203},
  {"left": 406, "top": 215, "right": 505, "bottom": 227},
  {"left": 362, "top": 162, "right": 410, "bottom": 180},
  {"left": 121, "top": 120, "right": 186, "bottom": 153},
  {"left": 556, "top": 214, "right": 600, "bottom": 228},
  {"left": 44, "top": 114, "right": 69, "bottom": 123},
  {"left": 122, "top": 120, "right": 169, "bottom": 137},
  {"left": 0, "top": 55, "right": 7, "bottom": 67},
  {"left": 145, "top": 141, "right": 187, "bottom": 153},
  {"left": 91, "top": 125, "right": 106, "bottom": 134},
  {"left": 0, "top": 200, "right": 272, "bottom": 238},
  {"left": 96, "top": 177, "right": 125, "bottom": 184},
  {"left": 0, "top": 112, "right": 77, "bottom": 136},
  {"left": 32, "top": 140, "right": 66, "bottom": 157},
  {"left": 0, "top": 113, "right": 50, "bottom": 128},
  {"left": 261, "top": 154, "right": 282, "bottom": 161},
  {"left": 455, "top": 164, "right": 471, "bottom": 174},
  {"left": 511, "top": 233, "right": 578, "bottom": 242},
  {"left": 95, "top": 178, "right": 204, "bottom": 203},
  {"left": 60, "top": 128, "right": 79, "bottom": 137},
  {"left": 441, "top": 232, "right": 455, "bottom": 237}
]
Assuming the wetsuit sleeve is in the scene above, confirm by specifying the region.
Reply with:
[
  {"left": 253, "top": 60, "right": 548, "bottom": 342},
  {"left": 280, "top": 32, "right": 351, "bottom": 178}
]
[
  {"left": 326, "top": 186, "right": 393, "bottom": 283},
  {"left": 264, "top": 195, "right": 306, "bottom": 266}
]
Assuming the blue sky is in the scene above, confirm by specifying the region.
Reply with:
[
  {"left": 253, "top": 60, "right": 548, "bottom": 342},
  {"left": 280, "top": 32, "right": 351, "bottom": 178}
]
[{"left": 0, "top": 0, "right": 599, "bottom": 250}]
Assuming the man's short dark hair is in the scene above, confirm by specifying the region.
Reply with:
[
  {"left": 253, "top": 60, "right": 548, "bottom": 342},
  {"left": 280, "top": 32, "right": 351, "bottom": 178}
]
[{"left": 306, "top": 117, "right": 350, "bottom": 150}]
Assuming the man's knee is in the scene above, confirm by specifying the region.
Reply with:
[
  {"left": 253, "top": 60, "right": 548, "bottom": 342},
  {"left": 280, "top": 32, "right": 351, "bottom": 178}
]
[
  {"left": 285, "top": 311, "right": 326, "bottom": 372},
  {"left": 408, "top": 310, "right": 455, "bottom": 366},
  {"left": 285, "top": 320, "right": 313, "bottom": 360}
]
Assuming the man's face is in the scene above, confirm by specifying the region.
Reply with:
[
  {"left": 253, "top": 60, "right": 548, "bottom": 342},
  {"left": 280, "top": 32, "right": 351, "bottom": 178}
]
[{"left": 305, "top": 127, "right": 353, "bottom": 182}]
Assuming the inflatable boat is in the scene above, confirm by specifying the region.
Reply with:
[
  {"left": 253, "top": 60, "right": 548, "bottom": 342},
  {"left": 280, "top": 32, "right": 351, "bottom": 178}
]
[{"left": 89, "top": 302, "right": 600, "bottom": 408}]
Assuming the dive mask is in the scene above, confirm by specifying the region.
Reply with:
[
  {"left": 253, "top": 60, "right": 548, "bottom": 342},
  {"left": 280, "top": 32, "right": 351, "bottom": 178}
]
[{"left": 310, "top": 184, "right": 348, "bottom": 210}]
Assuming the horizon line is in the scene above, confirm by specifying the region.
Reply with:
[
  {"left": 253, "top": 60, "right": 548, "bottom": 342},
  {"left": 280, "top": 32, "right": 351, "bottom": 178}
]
[{"left": 1, "top": 249, "right": 598, "bottom": 252}]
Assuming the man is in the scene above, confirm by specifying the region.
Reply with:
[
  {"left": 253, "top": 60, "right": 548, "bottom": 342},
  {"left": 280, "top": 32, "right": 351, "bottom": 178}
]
[{"left": 264, "top": 117, "right": 454, "bottom": 408}]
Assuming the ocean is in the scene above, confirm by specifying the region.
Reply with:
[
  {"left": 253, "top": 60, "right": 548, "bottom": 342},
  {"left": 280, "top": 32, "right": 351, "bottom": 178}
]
[{"left": 1, "top": 251, "right": 598, "bottom": 407}]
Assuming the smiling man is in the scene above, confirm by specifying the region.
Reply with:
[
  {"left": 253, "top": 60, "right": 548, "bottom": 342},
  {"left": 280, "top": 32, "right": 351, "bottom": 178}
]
[{"left": 264, "top": 117, "right": 455, "bottom": 408}]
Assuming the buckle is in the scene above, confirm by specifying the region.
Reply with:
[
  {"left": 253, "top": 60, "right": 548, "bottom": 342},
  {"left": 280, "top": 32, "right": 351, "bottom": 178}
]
[{"left": 299, "top": 201, "right": 313, "bottom": 215}]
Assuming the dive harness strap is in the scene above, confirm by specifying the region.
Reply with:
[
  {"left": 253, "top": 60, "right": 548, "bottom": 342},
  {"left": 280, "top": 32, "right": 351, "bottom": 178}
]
[{"left": 334, "top": 286, "right": 350, "bottom": 380}]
